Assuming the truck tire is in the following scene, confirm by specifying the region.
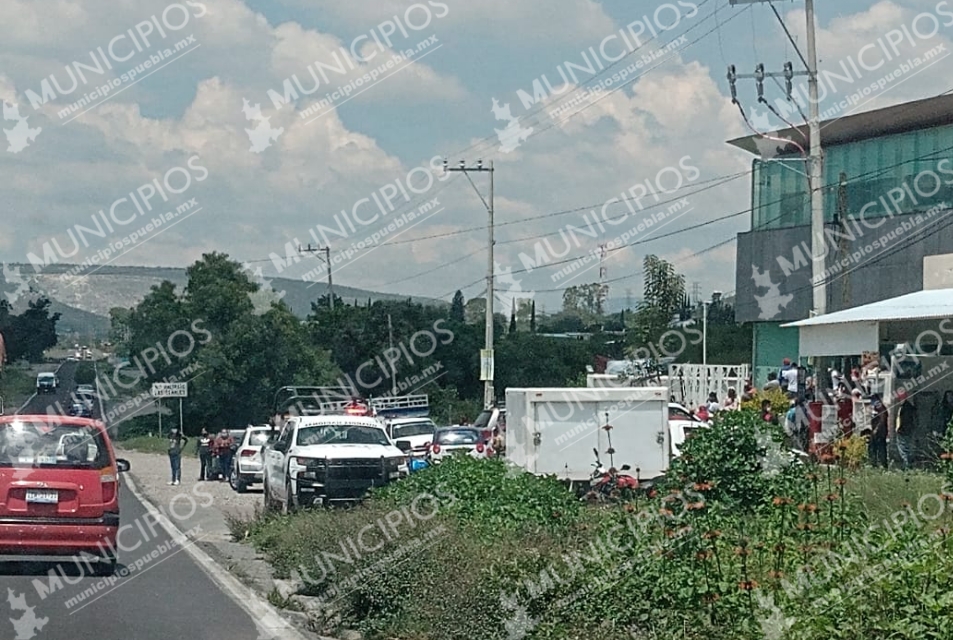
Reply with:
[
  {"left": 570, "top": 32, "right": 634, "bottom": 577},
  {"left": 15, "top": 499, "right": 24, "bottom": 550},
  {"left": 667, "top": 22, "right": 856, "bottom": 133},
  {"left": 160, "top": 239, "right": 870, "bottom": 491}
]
[
  {"left": 263, "top": 479, "right": 277, "bottom": 514},
  {"left": 283, "top": 482, "right": 296, "bottom": 515}
]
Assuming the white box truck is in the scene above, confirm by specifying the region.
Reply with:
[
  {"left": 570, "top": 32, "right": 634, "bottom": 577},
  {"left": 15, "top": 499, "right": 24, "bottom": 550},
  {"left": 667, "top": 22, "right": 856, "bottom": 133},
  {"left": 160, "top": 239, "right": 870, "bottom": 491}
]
[{"left": 505, "top": 387, "right": 670, "bottom": 483}]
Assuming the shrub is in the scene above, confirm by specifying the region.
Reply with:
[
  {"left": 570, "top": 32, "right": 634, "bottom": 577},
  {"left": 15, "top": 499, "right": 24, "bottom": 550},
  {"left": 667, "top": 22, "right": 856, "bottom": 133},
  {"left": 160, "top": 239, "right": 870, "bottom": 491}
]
[
  {"left": 664, "top": 408, "right": 803, "bottom": 511},
  {"left": 371, "top": 456, "right": 582, "bottom": 539},
  {"left": 741, "top": 386, "right": 789, "bottom": 417},
  {"left": 73, "top": 362, "right": 96, "bottom": 385}
]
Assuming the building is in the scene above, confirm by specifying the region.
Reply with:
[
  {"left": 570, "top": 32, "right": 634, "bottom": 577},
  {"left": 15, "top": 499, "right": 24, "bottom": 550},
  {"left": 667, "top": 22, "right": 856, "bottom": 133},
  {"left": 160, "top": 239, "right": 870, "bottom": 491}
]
[{"left": 731, "top": 93, "right": 953, "bottom": 385}]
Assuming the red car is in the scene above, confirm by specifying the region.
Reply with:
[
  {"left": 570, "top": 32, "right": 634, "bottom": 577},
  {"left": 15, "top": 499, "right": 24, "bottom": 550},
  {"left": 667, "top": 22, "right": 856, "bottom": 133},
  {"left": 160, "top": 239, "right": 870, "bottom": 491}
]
[{"left": 0, "top": 415, "right": 130, "bottom": 574}]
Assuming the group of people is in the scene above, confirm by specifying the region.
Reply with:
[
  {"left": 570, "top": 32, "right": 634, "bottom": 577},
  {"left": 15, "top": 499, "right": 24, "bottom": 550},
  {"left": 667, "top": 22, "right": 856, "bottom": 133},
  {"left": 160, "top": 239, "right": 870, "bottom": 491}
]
[
  {"left": 165, "top": 428, "right": 236, "bottom": 485},
  {"left": 752, "top": 356, "right": 953, "bottom": 470}
]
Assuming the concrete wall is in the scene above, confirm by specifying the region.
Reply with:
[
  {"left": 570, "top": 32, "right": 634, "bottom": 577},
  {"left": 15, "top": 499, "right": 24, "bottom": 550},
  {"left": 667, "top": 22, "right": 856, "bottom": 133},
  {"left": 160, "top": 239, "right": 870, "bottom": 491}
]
[{"left": 735, "top": 208, "right": 953, "bottom": 324}]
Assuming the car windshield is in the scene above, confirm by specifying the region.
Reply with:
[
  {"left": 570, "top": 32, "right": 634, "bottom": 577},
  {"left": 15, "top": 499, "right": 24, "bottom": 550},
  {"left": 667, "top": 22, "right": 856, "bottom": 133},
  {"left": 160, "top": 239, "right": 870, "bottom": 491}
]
[
  {"left": 391, "top": 421, "right": 435, "bottom": 439},
  {"left": 435, "top": 429, "right": 481, "bottom": 445},
  {"left": 0, "top": 421, "right": 110, "bottom": 469},
  {"left": 296, "top": 425, "right": 390, "bottom": 446},
  {"left": 472, "top": 410, "right": 492, "bottom": 430},
  {"left": 248, "top": 431, "right": 271, "bottom": 446}
]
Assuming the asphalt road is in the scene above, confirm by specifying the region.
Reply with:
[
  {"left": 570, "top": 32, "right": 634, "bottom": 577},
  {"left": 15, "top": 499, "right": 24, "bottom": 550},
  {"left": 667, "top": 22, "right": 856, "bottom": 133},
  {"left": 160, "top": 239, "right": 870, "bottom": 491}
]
[{"left": 3, "top": 360, "right": 264, "bottom": 640}]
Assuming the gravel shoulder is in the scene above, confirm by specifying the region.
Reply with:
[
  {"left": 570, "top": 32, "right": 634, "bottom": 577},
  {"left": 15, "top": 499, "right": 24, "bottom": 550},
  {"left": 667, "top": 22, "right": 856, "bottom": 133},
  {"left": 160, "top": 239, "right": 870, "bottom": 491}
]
[{"left": 116, "top": 448, "right": 337, "bottom": 639}]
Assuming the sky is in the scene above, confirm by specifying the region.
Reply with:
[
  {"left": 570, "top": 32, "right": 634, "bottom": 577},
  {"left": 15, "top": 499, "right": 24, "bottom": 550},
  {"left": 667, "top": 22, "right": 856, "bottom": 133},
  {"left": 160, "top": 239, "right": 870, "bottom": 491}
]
[{"left": 2, "top": 0, "right": 952, "bottom": 312}]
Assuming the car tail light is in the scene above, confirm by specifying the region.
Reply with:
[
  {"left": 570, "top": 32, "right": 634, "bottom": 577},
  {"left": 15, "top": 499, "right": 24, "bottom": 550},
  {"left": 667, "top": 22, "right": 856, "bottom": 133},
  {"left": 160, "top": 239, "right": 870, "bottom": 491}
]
[
  {"left": 476, "top": 443, "right": 485, "bottom": 453},
  {"left": 240, "top": 449, "right": 256, "bottom": 457},
  {"left": 101, "top": 467, "right": 118, "bottom": 503},
  {"left": 431, "top": 444, "right": 441, "bottom": 454}
]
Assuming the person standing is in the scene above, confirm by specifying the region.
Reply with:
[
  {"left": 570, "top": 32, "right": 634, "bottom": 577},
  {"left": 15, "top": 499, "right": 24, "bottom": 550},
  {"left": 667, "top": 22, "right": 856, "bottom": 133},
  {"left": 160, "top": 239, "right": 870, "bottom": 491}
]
[
  {"left": 761, "top": 399, "right": 778, "bottom": 426},
  {"left": 895, "top": 390, "right": 917, "bottom": 470},
  {"left": 196, "top": 429, "right": 213, "bottom": 481},
  {"left": 780, "top": 360, "right": 799, "bottom": 399},
  {"left": 868, "top": 394, "right": 888, "bottom": 469},
  {"left": 214, "top": 429, "right": 235, "bottom": 482},
  {"left": 167, "top": 429, "right": 188, "bottom": 486},
  {"left": 706, "top": 392, "right": 721, "bottom": 413}
]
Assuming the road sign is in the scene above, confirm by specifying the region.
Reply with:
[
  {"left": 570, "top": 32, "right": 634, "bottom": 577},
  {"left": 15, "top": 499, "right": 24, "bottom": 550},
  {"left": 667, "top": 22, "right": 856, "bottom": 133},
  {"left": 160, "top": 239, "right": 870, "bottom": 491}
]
[
  {"left": 480, "top": 349, "right": 494, "bottom": 381},
  {"left": 151, "top": 382, "right": 187, "bottom": 398}
]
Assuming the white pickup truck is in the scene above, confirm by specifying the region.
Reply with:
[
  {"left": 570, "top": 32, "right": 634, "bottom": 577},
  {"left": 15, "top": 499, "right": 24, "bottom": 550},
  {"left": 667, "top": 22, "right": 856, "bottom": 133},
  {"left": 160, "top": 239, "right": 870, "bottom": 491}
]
[{"left": 261, "top": 414, "right": 408, "bottom": 512}]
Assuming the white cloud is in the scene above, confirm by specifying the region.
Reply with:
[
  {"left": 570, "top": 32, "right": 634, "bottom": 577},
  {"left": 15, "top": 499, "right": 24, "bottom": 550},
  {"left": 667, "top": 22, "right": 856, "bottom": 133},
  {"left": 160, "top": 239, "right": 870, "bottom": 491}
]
[{"left": 280, "top": 0, "right": 617, "bottom": 44}]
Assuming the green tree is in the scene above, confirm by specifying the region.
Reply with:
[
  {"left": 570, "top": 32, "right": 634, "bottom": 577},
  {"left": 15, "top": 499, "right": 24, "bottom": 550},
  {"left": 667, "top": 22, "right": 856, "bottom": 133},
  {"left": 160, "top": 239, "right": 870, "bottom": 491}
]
[
  {"left": 115, "top": 253, "right": 341, "bottom": 430},
  {"left": 1, "top": 298, "right": 60, "bottom": 363},
  {"left": 450, "top": 290, "right": 465, "bottom": 322},
  {"left": 630, "top": 255, "right": 685, "bottom": 350}
]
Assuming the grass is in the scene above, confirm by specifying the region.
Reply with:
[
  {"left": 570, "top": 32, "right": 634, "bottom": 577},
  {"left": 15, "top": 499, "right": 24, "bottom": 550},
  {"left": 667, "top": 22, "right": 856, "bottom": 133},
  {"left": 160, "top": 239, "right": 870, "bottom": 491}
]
[
  {"left": 232, "top": 422, "right": 953, "bottom": 640},
  {"left": 846, "top": 467, "right": 947, "bottom": 523},
  {"left": 0, "top": 367, "right": 38, "bottom": 411},
  {"left": 115, "top": 435, "right": 199, "bottom": 457}
]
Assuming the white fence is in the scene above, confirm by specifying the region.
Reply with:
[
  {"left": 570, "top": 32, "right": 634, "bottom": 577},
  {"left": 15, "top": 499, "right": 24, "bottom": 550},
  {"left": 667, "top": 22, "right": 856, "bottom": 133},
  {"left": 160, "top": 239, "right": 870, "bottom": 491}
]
[{"left": 668, "top": 364, "right": 749, "bottom": 409}]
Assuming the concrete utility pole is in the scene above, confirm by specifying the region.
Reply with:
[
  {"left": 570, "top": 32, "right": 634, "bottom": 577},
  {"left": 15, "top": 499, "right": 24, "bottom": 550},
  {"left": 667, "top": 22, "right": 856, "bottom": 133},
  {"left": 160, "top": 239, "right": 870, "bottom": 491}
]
[
  {"left": 444, "top": 159, "right": 495, "bottom": 409},
  {"left": 387, "top": 313, "right": 397, "bottom": 395},
  {"left": 729, "top": 0, "right": 825, "bottom": 315},
  {"left": 299, "top": 244, "right": 334, "bottom": 310},
  {"left": 702, "top": 301, "right": 709, "bottom": 366}
]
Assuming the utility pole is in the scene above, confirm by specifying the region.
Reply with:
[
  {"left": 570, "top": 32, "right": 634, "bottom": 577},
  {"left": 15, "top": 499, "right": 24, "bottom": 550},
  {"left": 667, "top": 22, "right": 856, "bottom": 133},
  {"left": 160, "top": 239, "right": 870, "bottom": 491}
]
[
  {"left": 729, "top": 0, "right": 825, "bottom": 315},
  {"left": 387, "top": 313, "right": 397, "bottom": 395},
  {"left": 702, "top": 301, "right": 709, "bottom": 366},
  {"left": 299, "top": 243, "right": 334, "bottom": 310},
  {"left": 444, "top": 159, "right": 495, "bottom": 409}
]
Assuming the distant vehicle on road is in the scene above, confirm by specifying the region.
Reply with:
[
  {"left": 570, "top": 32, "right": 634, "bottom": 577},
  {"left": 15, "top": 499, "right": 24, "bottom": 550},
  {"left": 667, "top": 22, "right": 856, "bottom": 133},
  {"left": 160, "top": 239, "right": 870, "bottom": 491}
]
[
  {"left": 68, "top": 402, "right": 93, "bottom": 418},
  {"left": 0, "top": 415, "right": 131, "bottom": 575},
  {"left": 230, "top": 426, "right": 272, "bottom": 493},
  {"left": 426, "top": 427, "right": 493, "bottom": 464},
  {"left": 36, "top": 372, "right": 58, "bottom": 394},
  {"left": 76, "top": 384, "right": 96, "bottom": 397}
]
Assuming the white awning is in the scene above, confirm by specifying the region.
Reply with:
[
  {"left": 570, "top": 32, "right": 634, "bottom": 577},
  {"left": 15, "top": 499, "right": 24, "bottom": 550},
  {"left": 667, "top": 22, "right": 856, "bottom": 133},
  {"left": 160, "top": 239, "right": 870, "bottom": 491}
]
[{"left": 782, "top": 288, "right": 953, "bottom": 328}]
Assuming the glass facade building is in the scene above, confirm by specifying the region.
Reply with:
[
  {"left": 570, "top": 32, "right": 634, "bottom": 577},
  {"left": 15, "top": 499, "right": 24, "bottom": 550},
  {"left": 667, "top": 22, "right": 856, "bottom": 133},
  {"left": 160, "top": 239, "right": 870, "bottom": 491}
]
[{"left": 751, "top": 123, "right": 953, "bottom": 229}]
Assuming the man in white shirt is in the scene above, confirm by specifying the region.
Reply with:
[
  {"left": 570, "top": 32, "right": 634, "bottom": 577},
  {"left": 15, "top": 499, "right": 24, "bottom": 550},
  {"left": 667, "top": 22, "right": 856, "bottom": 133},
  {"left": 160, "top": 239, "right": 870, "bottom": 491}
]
[{"left": 781, "top": 360, "right": 799, "bottom": 398}]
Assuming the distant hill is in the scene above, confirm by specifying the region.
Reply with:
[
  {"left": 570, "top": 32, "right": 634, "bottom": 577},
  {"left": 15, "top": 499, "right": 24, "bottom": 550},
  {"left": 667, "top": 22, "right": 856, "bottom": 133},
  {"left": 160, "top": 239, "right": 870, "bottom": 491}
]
[{"left": 1, "top": 263, "right": 442, "bottom": 339}]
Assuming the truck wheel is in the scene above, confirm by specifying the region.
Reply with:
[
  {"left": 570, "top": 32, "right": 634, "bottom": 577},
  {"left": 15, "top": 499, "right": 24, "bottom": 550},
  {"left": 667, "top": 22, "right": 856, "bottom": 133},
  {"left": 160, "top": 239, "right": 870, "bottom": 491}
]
[
  {"left": 283, "top": 482, "right": 296, "bottom": 514},
  {"left": 263, "top": 479, "right": 277, "bottom": 514}
]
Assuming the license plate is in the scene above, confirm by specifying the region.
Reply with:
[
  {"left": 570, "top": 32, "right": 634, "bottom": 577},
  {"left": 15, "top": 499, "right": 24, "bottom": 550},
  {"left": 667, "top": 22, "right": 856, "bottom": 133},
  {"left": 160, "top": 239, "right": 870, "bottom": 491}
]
[{"left": 26, "top": 490, "right": 58, "bottom": 504}]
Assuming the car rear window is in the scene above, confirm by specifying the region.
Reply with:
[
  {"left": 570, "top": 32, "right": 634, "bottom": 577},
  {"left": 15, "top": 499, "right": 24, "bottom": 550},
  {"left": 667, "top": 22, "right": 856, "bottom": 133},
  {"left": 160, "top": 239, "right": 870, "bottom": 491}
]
[
  {"left": 0, "top": 421, "right": 110, "bottom": 469},
  {"left": 392, "top": 421, "right": 435, "bottom": 439},
  {"left": 435, "top": 429, "right": 480, "bottom": 445},
  {"left": 248, "top": 431, "right": 271, "bottom": 446}
]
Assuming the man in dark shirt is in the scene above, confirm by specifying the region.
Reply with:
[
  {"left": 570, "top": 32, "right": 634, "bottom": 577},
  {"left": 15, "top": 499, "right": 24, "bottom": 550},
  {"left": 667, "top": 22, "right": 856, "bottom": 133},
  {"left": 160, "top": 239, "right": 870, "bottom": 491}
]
[
  {"left": 895, "top": 390, "right": 917, "bottom": 470},
  {"left": 868, "top": 394, "right": 888, "bottom": 469}
]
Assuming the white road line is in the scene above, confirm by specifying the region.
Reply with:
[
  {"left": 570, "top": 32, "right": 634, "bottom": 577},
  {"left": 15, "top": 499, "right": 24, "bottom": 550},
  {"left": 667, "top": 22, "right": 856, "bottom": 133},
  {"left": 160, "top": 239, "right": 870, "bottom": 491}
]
[{"left": 121, "top": 473, "right": 316, "bottom": 640}]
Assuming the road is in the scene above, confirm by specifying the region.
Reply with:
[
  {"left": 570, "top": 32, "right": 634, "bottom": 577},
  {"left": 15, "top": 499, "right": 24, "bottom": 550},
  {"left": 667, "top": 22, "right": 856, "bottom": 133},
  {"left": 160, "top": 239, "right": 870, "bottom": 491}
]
[{"left": 3, "top": 360, "right": 266, "bottom": 640}]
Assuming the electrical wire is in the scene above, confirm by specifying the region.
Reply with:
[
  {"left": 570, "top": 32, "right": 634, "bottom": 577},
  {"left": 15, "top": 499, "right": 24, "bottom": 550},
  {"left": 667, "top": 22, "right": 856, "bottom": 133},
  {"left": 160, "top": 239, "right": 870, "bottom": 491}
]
[
  {"left": 439, "top": 0, "right": 723, "bottom": 164},
  {"left": 428, "top": 138, "right": 953, "bottom": 299}
]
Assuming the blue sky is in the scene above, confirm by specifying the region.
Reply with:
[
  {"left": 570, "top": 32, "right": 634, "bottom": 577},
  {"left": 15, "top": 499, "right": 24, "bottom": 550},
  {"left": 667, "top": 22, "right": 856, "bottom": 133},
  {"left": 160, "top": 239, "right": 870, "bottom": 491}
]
[{"left": 2, "top": 0, "right": 951, "bottom": 311}]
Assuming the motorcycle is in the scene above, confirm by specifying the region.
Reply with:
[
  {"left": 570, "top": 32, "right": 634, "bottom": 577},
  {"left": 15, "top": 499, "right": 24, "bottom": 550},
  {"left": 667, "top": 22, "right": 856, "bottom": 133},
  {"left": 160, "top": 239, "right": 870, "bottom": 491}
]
[{"left": 586, "top": 447, "right": 639, "bottom": 501}]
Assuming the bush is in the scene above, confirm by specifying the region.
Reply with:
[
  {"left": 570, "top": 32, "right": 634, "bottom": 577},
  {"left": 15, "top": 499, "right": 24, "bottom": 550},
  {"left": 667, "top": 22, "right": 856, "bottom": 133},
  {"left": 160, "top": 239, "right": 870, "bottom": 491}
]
[
  {"left": 741, "top": 386, "right": 789, "bottom": 417},
  {"left": 74, "top": 362, "right": 96, "bottom": 385},
  {"left": 241, "top": 410, "right": 953, "bottom": 640},
  {"left": 371, "top": 456, "right": 582, "bottom": 539},
  {"left": 664, "top": 408, "right": 804, "bottom": 511}
]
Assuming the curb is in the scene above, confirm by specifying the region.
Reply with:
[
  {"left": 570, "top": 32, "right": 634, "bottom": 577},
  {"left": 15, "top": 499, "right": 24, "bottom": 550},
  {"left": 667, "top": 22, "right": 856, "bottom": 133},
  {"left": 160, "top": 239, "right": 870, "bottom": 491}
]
[{"left": 122, "top": 471, "right": 315, "bottom": 640}]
